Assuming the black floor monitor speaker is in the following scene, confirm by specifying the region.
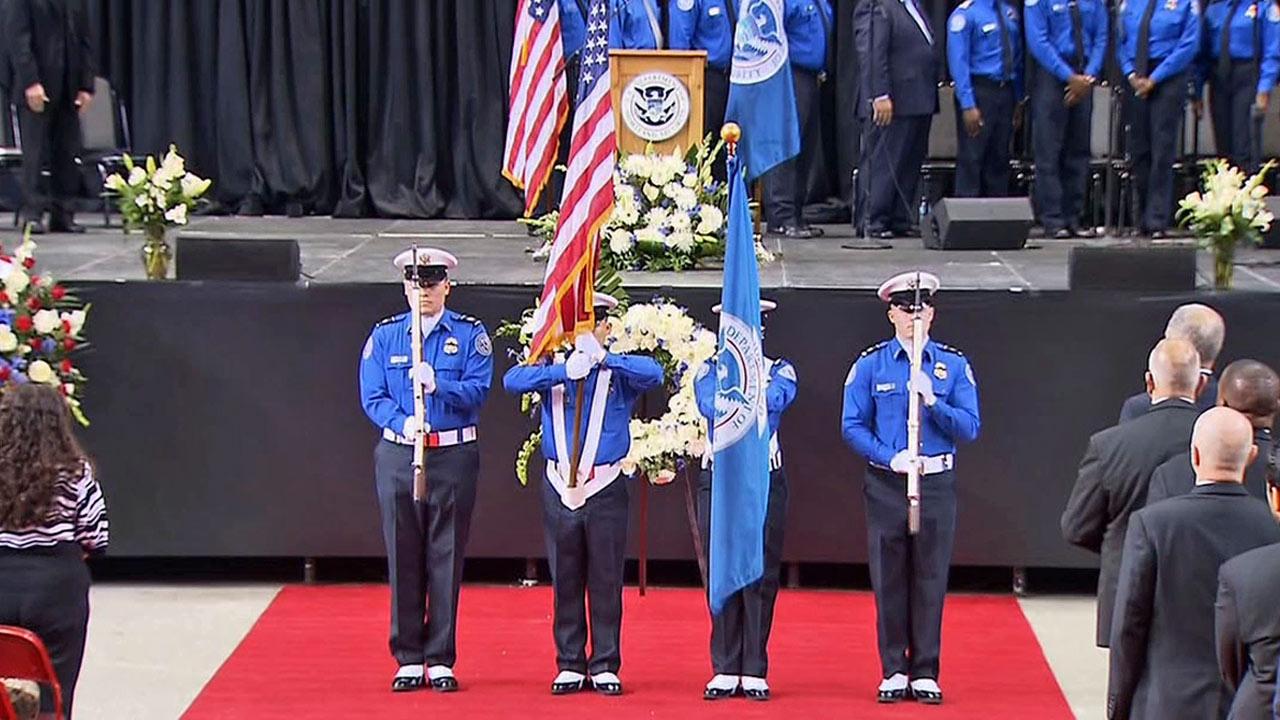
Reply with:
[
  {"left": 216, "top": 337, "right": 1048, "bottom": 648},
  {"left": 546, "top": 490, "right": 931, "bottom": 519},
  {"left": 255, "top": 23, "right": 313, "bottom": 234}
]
[
  {"left": 1263, "top": 197, "right": 1280, "bottom": 248},
  {"left": 1068, "top": 245, "right": 1197, "bottom": 291},
  {"left": 922, "top": 198, "right": 1033, "bottom": 250},
  {"left": 176, "top": 236, "right": 302, "bottom": 281}
]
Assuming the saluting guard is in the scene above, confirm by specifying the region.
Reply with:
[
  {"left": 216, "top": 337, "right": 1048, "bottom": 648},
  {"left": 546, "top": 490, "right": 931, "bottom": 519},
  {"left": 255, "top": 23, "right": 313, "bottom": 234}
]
[
  {"left": 840, "top": 272, "right": 981, "bottom": 705},
  {"left": 946, "top": 0, "right": 1024, "bottom": 198},
  {"left": 358, "top": 248, "right": 494, "bottom": 693},
  {"left": 1201, "top": 0, "right": 1280, "bottom": 174},
  {"left": 694, "top": 299, "right": 797, "bottom": 701},
  {"left": 502, "top": 294, "right": 664, "bottom": 697},
  {"left": 1117, "top": 0, "right": 1202, "bottom": 237}
]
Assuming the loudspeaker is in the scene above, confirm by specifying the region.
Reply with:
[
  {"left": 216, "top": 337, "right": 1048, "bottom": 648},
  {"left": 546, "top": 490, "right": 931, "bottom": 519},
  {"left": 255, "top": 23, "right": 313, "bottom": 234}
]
[
  {"left": 176, "top": 236, "right": 301, "bottom": 281},
  {"left": 1262, "top": 197, "right": 1280, "bottom": 249},
  {"left": 1068, "top": 245, "right": 1197, "bottom": 291},
  {"left": 922, "top": 198, "right": 1033, "bottom": 250}
]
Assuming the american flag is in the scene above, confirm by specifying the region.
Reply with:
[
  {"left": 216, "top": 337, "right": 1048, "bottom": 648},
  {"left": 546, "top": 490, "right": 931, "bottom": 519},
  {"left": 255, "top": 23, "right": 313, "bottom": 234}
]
[
  {"left": 527, "top": 0, "right": 616, "bottom": 361},
  {"left": 503, "top": 0, "right": 569, "bottom": 216}
]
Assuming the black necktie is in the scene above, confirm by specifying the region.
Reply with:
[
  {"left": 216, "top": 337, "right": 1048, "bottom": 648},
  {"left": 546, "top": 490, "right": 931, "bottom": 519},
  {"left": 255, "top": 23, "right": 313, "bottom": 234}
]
[
  {"left": 995, "top": 1, "right": 1014, "bottom": 80},
  {"left": 1219, "top": 0, "right": 1245, "bottom": 78},
  {"left": 1135, "top": 0, "right": 1159, "bottom": 77},
  {"left": 1069, "top": 1, "right": 1086, "bottom": 72}
]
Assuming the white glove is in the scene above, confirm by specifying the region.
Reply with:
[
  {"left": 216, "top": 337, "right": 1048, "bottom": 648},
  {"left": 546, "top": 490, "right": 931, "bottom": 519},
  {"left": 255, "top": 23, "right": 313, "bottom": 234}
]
[
  {"left": 411, "top": 363, "right": 436, "bottom": 393},
  {"left": 575, "top": 332, "right": 606, "bottom": 363},
  {"left": 890, "top": 449, "right": 913, "bottom": 474},
  {"left": 909, "top": 369, "right": 936, "bottom": 406},
  {"left": 565, "top": 350, "right": 594, "bottom": 380},
  {"left": 401, "top": 415, "right": 431, "bottom": 439}
]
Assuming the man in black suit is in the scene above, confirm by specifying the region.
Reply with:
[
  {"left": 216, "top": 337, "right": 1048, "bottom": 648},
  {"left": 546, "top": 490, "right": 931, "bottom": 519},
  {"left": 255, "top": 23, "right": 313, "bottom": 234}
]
[
  {"left": 853, "top": 0, "right": 938, "bottom": 239},
  {"left": 1108, "top": 408, "right": 1280, "bottom": 720},
  {"left": 1149, "top": 360, "right": 1279, "bottom": 505},
  {"left": 1119, "top": 304, "right": 1225, "bottom": 423},
  {"left": 5, "top": 0, "right": 95, "bottom": 234},
  {"left": 1062, "top": 337, "right": 1204, "bottom": 647},
  {"left": 1217, "top": 503, "right": 1280, "bottom": 720}
]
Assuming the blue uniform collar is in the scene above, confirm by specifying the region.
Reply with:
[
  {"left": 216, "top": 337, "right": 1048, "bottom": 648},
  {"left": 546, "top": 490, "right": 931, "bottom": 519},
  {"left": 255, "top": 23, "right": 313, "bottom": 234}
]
[{"left": 892, "top": 336, "right": 934, "bottom": 361}]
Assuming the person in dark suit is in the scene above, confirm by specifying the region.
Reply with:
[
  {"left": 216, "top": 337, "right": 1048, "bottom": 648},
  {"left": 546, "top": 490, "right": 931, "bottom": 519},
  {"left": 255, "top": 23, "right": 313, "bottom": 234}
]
[
  {"left": 1120, "top": 303, "right": 1225, "bottom": 423},
  {"left": 1108, "top": 407, "right": 1280, "bottom": 720},
  {"left": 854, "top": 0, "right": 939, "bottom": 239},
  {"left": 1149, "top": 359, "right": 1279, "bottom": 505},
  {"left": 1062, "top": 337, "right": 1205, "bottom": 647},
  {"left": 4, "top": 0, "right": 95, "bottom": 234},
  {"left": 1217, "top": 520, "right": 1280, "bottom": 720}
]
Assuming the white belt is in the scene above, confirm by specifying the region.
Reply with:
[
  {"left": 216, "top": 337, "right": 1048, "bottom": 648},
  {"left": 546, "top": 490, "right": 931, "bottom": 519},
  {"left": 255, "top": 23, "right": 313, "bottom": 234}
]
[
  {"left": 871, "top": 452, "right": 954, "bottom": 476},
  {"left": 383, "top": 425, "right": 477, "bottom": 448}
]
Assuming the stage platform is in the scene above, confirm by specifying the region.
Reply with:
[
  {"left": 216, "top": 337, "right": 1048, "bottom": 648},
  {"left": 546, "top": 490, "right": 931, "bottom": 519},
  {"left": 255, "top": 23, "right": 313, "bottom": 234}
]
[{"left": 6, "top": 214, "right": 1280, "bottom": 291}]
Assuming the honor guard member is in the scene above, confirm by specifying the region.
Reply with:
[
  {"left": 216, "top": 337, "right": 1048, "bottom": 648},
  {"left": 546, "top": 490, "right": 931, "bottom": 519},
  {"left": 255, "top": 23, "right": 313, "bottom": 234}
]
[
  {"left": 840, "top": 272, "right": 981, "bottom": 705},
  {"left": 1025, "top": 0, "right": 1109, "bottom": 238},
  {"left": 694, "top": 299, "right": 797, "bottom": 701},
  {"left": 1117, "top": 0, "right": 1202, "bottom": 237},
  {"left": 1200, "top": 0, "right": 1280, "bottom": 174},
  {"left": 670, "top": 0, "right": 738, "bottom": 177},
  {"left": 502, "top": 294, "right": 664, "bottom": 697},
  {"left": 763, "top": 1, "right": 834, "bottom": 238},
  {"left": 610, "top": 0, "right": 665, "bottom": 49},
  {"left": 358, "top": 248, "right": 494, "bottom": 693},
  {"left": 854, "top": 0, "right": 940, "bottom": 238},
  {"left": 946, "top": 0, "right": 1024, "bottom": 197}
]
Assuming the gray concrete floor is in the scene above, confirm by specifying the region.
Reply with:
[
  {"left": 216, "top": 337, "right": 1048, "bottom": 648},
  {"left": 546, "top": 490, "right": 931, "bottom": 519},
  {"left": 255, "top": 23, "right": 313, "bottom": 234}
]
[{"left": 67, "top": 584, "right": 1104, "bottom": 719}]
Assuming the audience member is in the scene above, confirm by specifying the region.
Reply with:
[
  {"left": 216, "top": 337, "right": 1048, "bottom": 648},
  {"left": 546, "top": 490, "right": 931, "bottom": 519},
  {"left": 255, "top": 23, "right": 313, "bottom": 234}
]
[
  {"left": 0, "top": 385, "right": 108, "bottom": 717},
  {"left": 1108, "top": 408, "right": 1280, "bottom": 719}
]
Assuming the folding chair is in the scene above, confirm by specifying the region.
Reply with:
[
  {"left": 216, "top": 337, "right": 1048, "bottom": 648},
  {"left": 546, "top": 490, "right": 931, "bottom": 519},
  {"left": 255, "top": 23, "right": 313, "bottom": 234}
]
[
  {"left": 0, "top": 627, "right": 63, "bottom": 720},
  {"left": 1, "top": 90, "right": 23, "bottom": 227},
  {"left": 79, "top": 77, "right": 138, "bottom": 227}
]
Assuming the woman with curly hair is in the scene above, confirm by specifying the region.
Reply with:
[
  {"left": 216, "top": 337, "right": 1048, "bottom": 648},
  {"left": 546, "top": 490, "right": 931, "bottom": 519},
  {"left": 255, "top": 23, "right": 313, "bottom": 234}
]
[{"left": 0, "top": 384, "right": 108, "bottom": 717}]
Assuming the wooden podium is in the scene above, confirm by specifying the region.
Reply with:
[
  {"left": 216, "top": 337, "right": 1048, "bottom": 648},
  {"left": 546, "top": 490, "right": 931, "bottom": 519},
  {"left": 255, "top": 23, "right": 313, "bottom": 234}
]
[{"left": 609, "top": 50, "right": 707, "bottom": 156}]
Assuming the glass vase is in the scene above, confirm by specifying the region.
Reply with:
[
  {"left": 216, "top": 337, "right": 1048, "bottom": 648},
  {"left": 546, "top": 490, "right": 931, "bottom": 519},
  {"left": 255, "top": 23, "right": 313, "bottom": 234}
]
[{"left": 141, "top": 226, "right": 171, "bottom": 280}]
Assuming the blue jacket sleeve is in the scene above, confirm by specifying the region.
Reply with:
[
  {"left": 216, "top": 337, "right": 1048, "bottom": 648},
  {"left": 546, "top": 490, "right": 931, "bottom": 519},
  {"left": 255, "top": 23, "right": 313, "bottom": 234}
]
[
  {"left": 924, "top": 358, "right": 981, "bottom": 443},
  {"left": 604, "top": 352, "right": 665, "bottom": 395},
  {"left": 767, "top": 361, "right": 798, "bottom": 413},
  {"left": 433, "top": 325, "right": 494, "bottom": 412},
  {"left": 1086, "top": 4, "right": 1109, "bottom": 77},
  {"left": 1260, "top": 6, "right": 1280, "bottom": 93},
  {"left": 1118, "top": 4, "right": 1137, "bottom": 76},
  {"left": 359, "top": 332, "right": 407, "bottom": 433},
  {"left": 694, "top": 361, "right": 716, "bottom": 422},
  {"left": 669, "top": 0, "right": 698, "bottom": 49},
  {"left": 1025, "top": 0, "right": 1076, "bottom": 81},
  {"left": 948, "top": 9, "right": 977, "bottom": 109},
  {"left": 609, "top": 0, "right": 625, "bottom": 47},
  {"left": 1151, "top": 0, "right": 1202, "bottom": 82},
  {"left": 503, "top": 362, "right": 570, "bottom": 394},
  {"left": 841, "top": 357, "right": 896, "bottom": 467}
]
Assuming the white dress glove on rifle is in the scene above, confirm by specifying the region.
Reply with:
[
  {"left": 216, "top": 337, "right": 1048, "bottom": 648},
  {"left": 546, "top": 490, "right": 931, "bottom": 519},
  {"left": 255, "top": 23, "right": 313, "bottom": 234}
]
[
  {"left": 908, "top": 369, "right": 936, "bottom": 406},
  {"left": 411, "top": 363, "right": 436, "bottom": 393},
  {"left": 890, "top": 449, "right": 914, "bottom": 474},
  {"left": 565, "top": 350, "right": 595, "bottom": 380}
]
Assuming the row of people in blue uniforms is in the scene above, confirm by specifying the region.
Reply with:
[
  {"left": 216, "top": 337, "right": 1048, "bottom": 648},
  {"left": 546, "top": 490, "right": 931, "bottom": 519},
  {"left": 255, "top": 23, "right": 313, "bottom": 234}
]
[{"left": 359, "top": 249, "right": 982, "bottom": 704}]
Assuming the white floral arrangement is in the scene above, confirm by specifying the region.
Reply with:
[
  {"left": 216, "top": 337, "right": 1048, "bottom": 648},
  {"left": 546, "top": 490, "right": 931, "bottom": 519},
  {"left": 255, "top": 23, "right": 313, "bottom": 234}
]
[
  {"left": 499, "top": 297, "right": 716, "bottom": 485},
  {"left": 105, "top": 144, "right": 212, "bottom": 233},
  {"left": 1177, "top": 159, "right": 1276, "bottom": 288}
]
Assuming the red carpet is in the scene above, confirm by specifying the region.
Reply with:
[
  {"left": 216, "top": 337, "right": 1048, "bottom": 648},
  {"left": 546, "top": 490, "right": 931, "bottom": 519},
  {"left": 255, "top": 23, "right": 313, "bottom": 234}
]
[{"left": 183, "top": 585, "right": 1072, "bottom": 719}]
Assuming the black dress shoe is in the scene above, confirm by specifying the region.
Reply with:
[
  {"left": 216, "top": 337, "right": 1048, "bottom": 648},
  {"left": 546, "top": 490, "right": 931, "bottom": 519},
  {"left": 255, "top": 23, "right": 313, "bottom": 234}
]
[
  {"left": 49, "top": 218, "right": 86, "bottom": 234},
  {"left": 552, "top": 678, "right": 585, "bottom": 695},
  {"left": 703, "top": 686, "right": 736, "bottom": 700},
  {"left": 784, "top": 225, "right": 819, "bottom": 239},
  {"left": 1150, "top": 229, "right": 1169, "bottom": 240},
  {"left": 1068, "top": 226, "right": 1097, "bottom": 239},
  {"left": 285, "top": 201, "right": 305, "bottom": 218},
  {"left": 766, "top": 224, "right": 789, "bottom": 236},
  {"left": 912, "top": 686, "right": 944, "bottom": 704},
  {"left": 893, "top": 227, "right": 921, "bottom": 238},
  {"left": 20, "top": 218, "right": 46, "bottom": 235},
  {"left": 873, "top": 229, "right": 896, "bottom": 240},
  {"left": 743, "top": 687, "right": 770, "bottom": 701},
  {"left": 430, "top": 676, "right": 459, "bottom": 692},
  {"left": 592, "top": 679, "right": 623, "bottom": 696},
  {"left": 877, "top": 688, "right": 909, "bottom": 703},
  {"left": 1051, "top": 227, "right": 1072, "bottom": 240},
  {"left": 391, "top": 675, "right": 426, "bottom": 692}
]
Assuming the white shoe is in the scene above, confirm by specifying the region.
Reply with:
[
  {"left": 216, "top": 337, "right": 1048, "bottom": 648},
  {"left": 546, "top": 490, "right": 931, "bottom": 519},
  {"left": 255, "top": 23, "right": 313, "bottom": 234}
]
[{"left": 703, "top": 674, "right": 739, "bottom": 699}]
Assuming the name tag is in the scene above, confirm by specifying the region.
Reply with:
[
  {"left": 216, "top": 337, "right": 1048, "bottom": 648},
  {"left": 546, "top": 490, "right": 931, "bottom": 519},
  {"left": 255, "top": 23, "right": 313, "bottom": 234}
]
[
  {"left": 982, "top": 22, "right": 997, "bottom": 31},
  {"left": 875, "top": 382, "right": 897, "bottom": 392},
  {"left": 708, "top": 6, "right": 721, "bottom": 15},
  {"left": 390, "top": 355, "right": 410, "bottom": 364},
  {"left": 1051, "top": 3, "right": 1065, "bottom": 11}
]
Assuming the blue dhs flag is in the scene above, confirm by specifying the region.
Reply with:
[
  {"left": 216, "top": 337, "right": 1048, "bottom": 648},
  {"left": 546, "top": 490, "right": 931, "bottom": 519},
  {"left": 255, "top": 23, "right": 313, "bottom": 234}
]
[
  {"left": 709, "top": 152, "right": 772, "bottom": 615},
  {"left": 724, "top": 0, "right": 800, "bottom": 181}
]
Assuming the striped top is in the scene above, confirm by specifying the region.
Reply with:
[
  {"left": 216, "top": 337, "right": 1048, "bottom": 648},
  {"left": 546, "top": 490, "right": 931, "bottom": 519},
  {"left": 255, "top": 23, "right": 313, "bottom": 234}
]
[{"left": 0, "top": 462, "right": 109, "bottom": 553}]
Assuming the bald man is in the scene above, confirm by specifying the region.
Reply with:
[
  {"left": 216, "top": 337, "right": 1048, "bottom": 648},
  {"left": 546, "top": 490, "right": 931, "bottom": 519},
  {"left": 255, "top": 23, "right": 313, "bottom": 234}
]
[
  {"left": 1120, "top": 304, "right": 1225, "bottom": 423},
  {"left": 1063, "top": 338, "right": 1206, "bottom": 646},
  {"left": 1148, "top": 360, "right": 1280, "bottom": 505},
  {"left": 1108, "top": 408, "right": 1280, "bottom": 720}
]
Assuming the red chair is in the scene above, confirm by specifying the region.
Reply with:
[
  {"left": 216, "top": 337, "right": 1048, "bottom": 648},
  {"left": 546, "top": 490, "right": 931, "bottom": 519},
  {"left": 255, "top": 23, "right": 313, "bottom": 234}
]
[{"left": 0, "top": 627, "right": 62, "bottom": 720}]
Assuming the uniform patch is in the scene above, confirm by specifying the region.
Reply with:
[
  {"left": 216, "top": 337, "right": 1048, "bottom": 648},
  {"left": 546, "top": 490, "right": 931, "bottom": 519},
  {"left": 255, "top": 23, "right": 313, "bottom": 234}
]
[
  {"left": 362, "top": 336, "right": 374, "bottom": 360},
  {"left": 965, "top": 362, "right": 977, "bottom": 386},
  {"left": 950, "top": 13, "right": 967, "bottom": 31},
  {"left": 1269, "top": 3, "right": 1279, "bottom": 21},
  {"left": 777, "top": 363, "right": 797, "bottom": 382},
  {"left": 677, "top": 0, "right": 694, "bottom": 9},
  {"left": 475, "top": 332, "right": 493, "bottom": 357},
  {"left": 1247, "top": 3, "right": 1258, "bottom": 17},
  {"left": 844, "top": 362, "right": 857, "bottom": 386},
  {"left": 698, "top": 363, "right": 710, "bottom": 380},
  {"left": 934, "top": 362, "right": 948, "bottom": 380},
  {"left": 444, "top": 337, "right": 460, "bottom": 355},
  {"left": 1025, "top": 0, "right": 1038, "bottom": 7}
]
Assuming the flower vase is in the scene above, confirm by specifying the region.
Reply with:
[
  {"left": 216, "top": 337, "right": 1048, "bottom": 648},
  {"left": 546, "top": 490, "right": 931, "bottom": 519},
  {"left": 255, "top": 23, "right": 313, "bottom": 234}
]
[
  {"left": 141, "top": 226, "right": 171, "bottom": 280},
  {"left": 1212, "top": 236, "right": 1237, "bottom": 290}
]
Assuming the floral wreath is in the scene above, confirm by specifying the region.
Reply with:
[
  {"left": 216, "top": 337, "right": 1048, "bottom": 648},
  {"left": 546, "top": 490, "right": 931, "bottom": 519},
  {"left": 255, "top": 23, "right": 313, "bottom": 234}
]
[{"left": 500, "top": 295, "right": 716, "bottom": 486}]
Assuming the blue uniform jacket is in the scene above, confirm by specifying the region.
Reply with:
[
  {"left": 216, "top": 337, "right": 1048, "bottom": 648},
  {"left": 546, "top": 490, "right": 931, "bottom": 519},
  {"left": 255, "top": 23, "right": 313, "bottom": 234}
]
[
  {"left": 694, "top": 357, "right": 798, "bottom": 439},
  {"left": 947, "top": 0, "right": 1025, "bottom": 109},
  {"left": 841, "top": 338, "right": 981, "bottom": 468},
  {"left": 1024, "top": 0, "right": 1109, "bottom": 81},
  {"left": 503, "top": 352, "right": 664, "bottom": 465},
  {"left": 669, "top": 0, "right": 737, "bottom": 70},
  {"left": 788, "top": 0, "right": 835, "bottom": 72},
  {"left": 1116, "top": 0, "right": 1203, "bottom": 83},
  {"left": 359, "top": 309, "right": 494, "bottom": 435},
  {"left": 1200, "top": 0, "right": 1280, "bottom": 94},
  {"left": 610, "top": 0, "right": 664, "bottom": 49}
]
